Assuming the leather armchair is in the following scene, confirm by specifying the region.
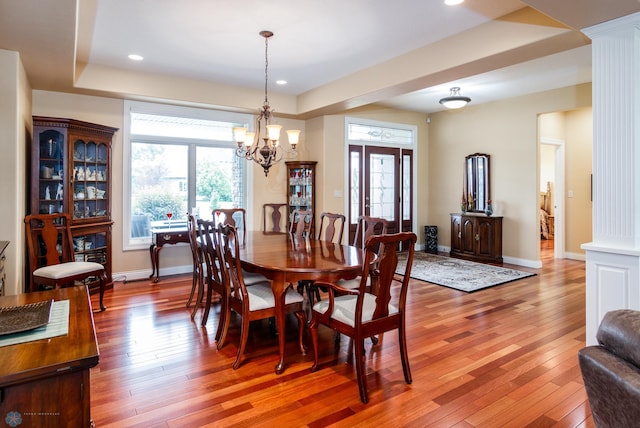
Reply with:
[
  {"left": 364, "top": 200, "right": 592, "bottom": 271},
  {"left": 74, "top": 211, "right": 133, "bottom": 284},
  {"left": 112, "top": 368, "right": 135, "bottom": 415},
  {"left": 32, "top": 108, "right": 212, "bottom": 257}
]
[{"left": 578, "top": 309, "right": 640, "bottom": 427}]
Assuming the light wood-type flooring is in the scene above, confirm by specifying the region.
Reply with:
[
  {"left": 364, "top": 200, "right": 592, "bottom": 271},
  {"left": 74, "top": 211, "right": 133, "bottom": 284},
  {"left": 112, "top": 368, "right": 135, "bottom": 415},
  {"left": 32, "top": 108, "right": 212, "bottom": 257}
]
[{"left": 89, "top": 239, "right": 595, "bottom": 427}]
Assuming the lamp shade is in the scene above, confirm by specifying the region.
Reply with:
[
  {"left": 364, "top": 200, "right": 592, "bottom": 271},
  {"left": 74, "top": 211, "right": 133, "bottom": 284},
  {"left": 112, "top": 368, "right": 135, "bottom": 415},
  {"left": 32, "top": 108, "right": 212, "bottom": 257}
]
[
  {"left": 286, "top": 129, "right": 301, "bottom": 146},
  {"left": 233, "top": 126, "right": 247, "bottom": 143},
  {"left": 266, "top": 124, "right": 282, "bottom": 141}
]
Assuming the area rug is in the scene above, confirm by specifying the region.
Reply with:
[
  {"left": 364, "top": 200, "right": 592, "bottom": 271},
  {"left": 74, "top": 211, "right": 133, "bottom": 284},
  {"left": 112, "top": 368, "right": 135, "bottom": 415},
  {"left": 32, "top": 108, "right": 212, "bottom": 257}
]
[{"left": 396, "top": 252, "right": 536, "bottom": 292}]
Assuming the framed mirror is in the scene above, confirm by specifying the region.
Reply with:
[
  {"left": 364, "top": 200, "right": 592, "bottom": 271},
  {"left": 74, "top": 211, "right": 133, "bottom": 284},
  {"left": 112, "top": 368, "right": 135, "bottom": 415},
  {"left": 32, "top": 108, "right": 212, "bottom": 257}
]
[{"left": 464, "top": 153, "right": 490, "bottom": 212}]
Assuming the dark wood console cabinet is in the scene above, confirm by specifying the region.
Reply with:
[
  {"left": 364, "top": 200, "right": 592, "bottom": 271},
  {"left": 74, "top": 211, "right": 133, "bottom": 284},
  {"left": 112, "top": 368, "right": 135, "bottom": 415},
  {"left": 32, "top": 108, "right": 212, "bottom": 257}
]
[{"left": 450, "top": 213, "right": 503, "bottom": 263}]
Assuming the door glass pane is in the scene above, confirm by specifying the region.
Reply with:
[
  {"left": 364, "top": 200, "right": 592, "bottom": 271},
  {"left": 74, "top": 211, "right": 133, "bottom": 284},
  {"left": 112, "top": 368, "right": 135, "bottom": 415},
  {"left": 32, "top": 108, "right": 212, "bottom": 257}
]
[
  {"left": 130, "top": 143, "right": 188, "bottom": 238},
  {"left": 403, "top": 154, "right": 411, "bottom": 221},
  {"left": 369, "top": 153, "right": 396, "bottom": 220},
  {"left": 350, "top": 151, "right": 360, "bottom": 224}
]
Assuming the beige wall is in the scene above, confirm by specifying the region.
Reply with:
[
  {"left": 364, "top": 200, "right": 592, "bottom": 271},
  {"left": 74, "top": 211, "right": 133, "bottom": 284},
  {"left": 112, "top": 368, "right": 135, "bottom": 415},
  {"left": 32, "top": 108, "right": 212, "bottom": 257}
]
[
  {"left": 564, "top": 108, "right": 592, "bottom": 255},
  {"left": 0, "top": 50, "right": 30, "bottom": 295},
  {"left": 428, "top": 83, "right": 591, "bottom": 266}
]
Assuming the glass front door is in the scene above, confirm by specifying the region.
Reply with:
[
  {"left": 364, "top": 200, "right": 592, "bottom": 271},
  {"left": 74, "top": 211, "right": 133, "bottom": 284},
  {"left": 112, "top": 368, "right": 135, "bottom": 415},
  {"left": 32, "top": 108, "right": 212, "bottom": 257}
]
[{"left": 348, "top": 145, "right": 413, "bottom": 244}]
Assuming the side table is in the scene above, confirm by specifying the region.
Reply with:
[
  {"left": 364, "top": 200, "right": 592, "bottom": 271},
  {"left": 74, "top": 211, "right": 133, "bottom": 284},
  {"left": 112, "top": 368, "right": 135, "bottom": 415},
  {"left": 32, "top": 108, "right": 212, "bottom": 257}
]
[{"left": 149, "top": 227, "right": 189, "bottom": 283}]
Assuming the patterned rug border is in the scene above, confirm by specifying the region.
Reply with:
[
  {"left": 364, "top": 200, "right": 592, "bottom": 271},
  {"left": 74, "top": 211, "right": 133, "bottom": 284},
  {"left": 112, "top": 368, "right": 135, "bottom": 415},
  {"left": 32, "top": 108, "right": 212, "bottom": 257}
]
[{"left": 396, "top": 252, "right": 536, "bottom": 292}]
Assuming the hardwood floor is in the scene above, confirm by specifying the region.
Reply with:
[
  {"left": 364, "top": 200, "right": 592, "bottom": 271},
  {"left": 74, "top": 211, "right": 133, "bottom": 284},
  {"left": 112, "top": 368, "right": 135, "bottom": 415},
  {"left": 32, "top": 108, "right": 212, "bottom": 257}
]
[{"left": 89, "top": 242, "right": 594, "bottom": 427}]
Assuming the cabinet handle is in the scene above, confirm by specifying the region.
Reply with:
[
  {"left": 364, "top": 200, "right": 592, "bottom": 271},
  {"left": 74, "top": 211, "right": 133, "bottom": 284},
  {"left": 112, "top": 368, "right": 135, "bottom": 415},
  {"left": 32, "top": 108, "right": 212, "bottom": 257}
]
[{"left": 475, "top": 234, "right": 480, "bottom": 241}]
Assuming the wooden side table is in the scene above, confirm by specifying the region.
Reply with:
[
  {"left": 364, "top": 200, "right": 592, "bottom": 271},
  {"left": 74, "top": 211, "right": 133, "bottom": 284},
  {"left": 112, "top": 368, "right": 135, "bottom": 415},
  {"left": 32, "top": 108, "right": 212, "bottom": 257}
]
[
  {"left": 0, "top": 286, "right": 99, "bottom": 427},
  {"left": 149, "top": 227, "right": 189, "bottom": 283}
]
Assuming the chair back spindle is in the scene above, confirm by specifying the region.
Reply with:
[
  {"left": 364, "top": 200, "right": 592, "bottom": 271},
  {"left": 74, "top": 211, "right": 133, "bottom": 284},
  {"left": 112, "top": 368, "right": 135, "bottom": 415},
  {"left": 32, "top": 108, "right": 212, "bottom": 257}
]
[
  {"left": 263, "top": 203, "right": 287, "bottom": 233},
  {"left": 214, "top": 208, "right": 247, "bottom": 243},
  {"left": 317, "top": 212, "right": 345, "bottom": 244},
  {"left": 289, "top": 209, "right": 313, "bottom": 238}
]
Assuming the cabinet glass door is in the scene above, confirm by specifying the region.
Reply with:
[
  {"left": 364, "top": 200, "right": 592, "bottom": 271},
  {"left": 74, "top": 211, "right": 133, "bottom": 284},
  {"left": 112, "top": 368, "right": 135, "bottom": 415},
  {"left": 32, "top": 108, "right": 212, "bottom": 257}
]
[
  {"left": 288, "top": 166, "right": 313, "bottom": 211},
  {"left": 286, "top": 161, "right": 316, "bottom": 236},
  {"left": 36, "top": 130, "right": 65, "bottom": 215},
  {"left": 72, "top": 229, "right": 108, "bottom": 286},
  {"left": 72, "top": 139, "right": 109, "bottom": 221}
]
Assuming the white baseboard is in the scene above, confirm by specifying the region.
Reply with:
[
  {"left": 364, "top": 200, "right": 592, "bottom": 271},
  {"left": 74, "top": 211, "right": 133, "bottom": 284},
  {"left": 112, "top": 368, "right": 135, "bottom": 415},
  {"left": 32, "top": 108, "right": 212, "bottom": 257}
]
[
  {"left": 113, "top": 264, "right": 192, "bottom": 283},
  {"left": 438, "top": 245, "right": 542, "bottom": 269}
]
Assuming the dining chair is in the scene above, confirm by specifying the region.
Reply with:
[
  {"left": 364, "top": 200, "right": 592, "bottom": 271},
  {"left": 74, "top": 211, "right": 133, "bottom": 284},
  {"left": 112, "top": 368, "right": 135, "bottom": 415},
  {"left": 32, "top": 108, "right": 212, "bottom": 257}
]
[
  {"left": 213, "top": 208, "right": 246, "bottom": 243},
  {"left": 299, "top": 212, "right": 347, "bottom": 307},
  {"left": 216, "top": 224, "right": 306, "bottom": 369},
  {"left": 317, "top": 212, "right": 346, "bottom": 243},
  {"left": 263, "top": 203, "right": 287, "bottom": 233},
  {"left": 24, "top": 213, "right": 107, "bottom": 311},
  {"left": 337, "top": 215, "right": 388, "bottom": 291},
  {"left": 309, "top": 231, "right": 417, "bottom": 403},
  {"left": 196, "top": 219, "right": 229, "bottom": 341},
  {"left": 289, "top": 209, "right": 313, "bottom": 238},
  {"left": 213, "top": 207, "right": 267, "bottom": 286},
  {"left": 186, "top": 214, "right": 205, "bottom": 313},
  {"left": 352, "top": 215, "right": 388, "bottom": 249}
]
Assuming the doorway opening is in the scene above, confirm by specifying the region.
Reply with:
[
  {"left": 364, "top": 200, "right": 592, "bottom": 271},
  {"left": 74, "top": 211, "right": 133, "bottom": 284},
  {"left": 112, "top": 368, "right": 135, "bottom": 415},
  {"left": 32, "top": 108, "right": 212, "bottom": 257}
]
[{"left": 539, "top": 137, "right": 565, "bottom": 262}]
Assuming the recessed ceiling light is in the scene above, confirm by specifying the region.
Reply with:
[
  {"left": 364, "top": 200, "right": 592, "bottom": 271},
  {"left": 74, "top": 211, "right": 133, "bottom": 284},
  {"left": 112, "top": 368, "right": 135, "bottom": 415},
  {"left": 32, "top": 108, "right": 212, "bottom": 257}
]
[
  {"left": 276, "top": 80, "right": 287, "bottom": 85},
  {"left": 128, "top": 54, "right": 144, "bottom": 61},
  {"left": 444, "top": 0, "right": 464, "bottom": 5}
]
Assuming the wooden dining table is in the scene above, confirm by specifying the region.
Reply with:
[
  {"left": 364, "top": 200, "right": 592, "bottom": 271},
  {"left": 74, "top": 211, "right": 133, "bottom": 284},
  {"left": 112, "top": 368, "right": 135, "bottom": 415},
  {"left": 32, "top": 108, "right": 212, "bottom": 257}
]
[{"left": 237, "top": 231, "right": 365, "bottom": 374}]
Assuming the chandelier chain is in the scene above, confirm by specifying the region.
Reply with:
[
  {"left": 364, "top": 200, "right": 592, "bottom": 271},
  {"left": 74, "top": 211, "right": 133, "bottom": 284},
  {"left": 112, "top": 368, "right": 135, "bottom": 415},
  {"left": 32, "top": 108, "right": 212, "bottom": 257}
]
[{"left": 264, "top": 33, "right": 269, "bottom": 107}]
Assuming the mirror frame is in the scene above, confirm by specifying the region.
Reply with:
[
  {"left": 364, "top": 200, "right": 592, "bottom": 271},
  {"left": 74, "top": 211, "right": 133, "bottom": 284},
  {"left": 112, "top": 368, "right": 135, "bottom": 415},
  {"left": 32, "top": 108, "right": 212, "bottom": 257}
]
[{"left": 464, "top": 153, "right": 490, "bottom": 213}]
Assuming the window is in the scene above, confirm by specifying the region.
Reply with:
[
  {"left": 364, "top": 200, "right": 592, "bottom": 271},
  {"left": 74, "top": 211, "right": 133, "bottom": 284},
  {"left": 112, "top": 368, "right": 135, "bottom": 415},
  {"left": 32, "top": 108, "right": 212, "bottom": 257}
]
[{"left": 123, "top": 101, "right": 254, "bottom": 250}]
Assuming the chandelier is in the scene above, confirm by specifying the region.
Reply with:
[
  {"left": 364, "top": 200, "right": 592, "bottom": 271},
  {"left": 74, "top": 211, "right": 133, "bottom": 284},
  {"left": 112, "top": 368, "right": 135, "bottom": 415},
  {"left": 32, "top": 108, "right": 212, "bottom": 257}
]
[
  {"left": 233, "top": 30, "right": 301, "bottom": 177},
  {"left": 439, "top": 87, "right": 471, "bottom": 109}
]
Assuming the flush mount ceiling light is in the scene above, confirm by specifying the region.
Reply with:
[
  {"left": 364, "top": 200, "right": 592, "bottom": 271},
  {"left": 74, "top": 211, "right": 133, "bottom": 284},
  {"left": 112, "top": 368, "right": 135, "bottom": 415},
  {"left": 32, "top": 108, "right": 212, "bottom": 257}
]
[
  {"left": 439, "top": 87, "right": 471, "bottom": 109},
  {"left": 444, "top": 0, "right": 464, "bottom": 5},
  {"left": 233, "top": 30, "right": 301, "bottom": 177}
]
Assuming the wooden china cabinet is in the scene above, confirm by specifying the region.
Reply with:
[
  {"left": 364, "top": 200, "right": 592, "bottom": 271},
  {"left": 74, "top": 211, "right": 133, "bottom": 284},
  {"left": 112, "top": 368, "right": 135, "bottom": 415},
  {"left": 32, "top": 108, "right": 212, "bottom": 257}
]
[
  {"left": 285, "top": 161, "right": 317, "bottom": 236},
  {"left": 30, "top": 116, "right": 118, "bottom": 293}
]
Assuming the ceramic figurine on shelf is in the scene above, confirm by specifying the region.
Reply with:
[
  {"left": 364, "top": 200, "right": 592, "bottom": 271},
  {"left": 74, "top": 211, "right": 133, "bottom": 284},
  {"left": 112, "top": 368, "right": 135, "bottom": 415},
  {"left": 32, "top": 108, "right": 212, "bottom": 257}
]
[
  {"left": 55, "top": 183, "right": 63, "bottom": 200},
  {"left": 45, "top": 186, "right": 51, "bottom": 200}
]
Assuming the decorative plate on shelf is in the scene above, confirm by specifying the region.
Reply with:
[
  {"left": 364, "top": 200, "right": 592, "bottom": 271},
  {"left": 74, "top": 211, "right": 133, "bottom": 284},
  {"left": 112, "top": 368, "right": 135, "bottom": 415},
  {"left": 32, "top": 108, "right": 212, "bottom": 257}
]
[{"left": 0, "top": 299, "right": 54, "bottom": 336}]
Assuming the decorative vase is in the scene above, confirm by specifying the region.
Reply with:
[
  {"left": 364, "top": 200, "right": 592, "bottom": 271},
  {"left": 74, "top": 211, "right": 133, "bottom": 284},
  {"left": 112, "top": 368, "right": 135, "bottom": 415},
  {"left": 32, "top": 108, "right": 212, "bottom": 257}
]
[{"left": 484, "top": 203, "right": 493, "bottom": 216}]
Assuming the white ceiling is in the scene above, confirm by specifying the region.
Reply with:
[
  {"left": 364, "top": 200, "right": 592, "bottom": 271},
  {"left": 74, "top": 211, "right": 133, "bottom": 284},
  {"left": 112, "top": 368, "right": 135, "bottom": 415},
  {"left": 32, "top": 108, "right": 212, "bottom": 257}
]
[
  {"left": 87, "top": 0, "right": 525, "bottom": 95},
  {"left": 1, "top": 0, "right": 638, "bottom": 115}
]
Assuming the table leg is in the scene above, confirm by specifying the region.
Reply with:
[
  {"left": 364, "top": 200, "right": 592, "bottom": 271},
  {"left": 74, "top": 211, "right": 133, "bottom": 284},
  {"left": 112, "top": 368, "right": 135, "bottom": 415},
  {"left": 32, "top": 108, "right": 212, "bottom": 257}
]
[
  {"left": 271, "top": 272, "right": 287, "bottom": 374},
  {"left": 149, "top": 244, "right": 162, "bottom": 283}
]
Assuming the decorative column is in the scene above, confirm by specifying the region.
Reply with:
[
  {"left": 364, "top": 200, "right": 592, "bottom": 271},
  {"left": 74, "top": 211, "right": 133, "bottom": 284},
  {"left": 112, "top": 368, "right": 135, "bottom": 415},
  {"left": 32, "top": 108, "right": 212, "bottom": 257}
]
[{"left": 581, "top": 13, "right": 640, "bottom": 345}]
